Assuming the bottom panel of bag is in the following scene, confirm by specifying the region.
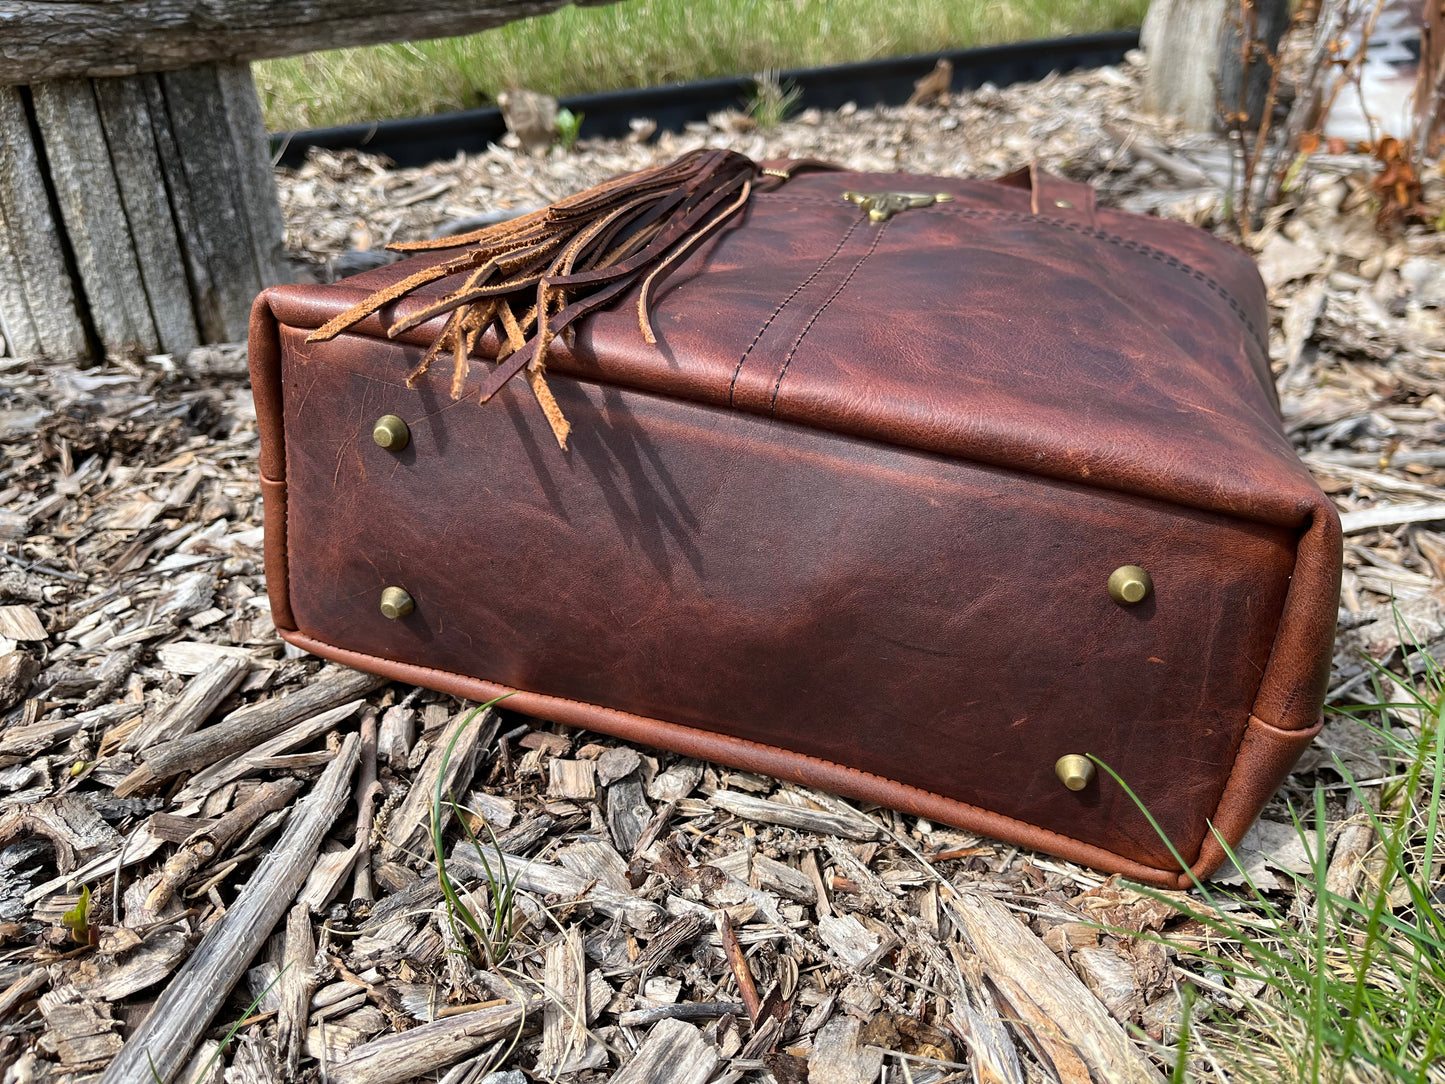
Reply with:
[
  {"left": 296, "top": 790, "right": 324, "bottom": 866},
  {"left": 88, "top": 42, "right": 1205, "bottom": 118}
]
[
  {"left": 273, "top": 326, "right": 1304, "bottom": 872},
  {"left": 280, "top": 629, "right": 1318, "bottom": 887}
]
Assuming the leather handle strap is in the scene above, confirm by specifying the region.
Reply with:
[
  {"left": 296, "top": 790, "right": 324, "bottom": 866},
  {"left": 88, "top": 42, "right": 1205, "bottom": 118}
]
[
  {"left": 760, "top": 157, "right": 1098, "bottom": 224},
  {"left": 755, "top": 157, "right": 845, "bottom": 191},
  {"left": 997, "top": 163, "right": 1097, "bottom": 226}
]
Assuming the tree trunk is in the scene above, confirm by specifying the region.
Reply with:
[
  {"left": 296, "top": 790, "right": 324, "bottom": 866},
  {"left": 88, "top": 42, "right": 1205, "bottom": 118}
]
[
  {"left": 1218, "top": 0, "right": 1291, "bottom": 129},
  {"left": 1143, "top": 0, "right": 1291, "bottom": 132},
  {"left": 0, "top": 61, "right": 285, "bottom": 360},
  {"left": 1142, "top": 0, "right": 1230, "bottom": 130}
]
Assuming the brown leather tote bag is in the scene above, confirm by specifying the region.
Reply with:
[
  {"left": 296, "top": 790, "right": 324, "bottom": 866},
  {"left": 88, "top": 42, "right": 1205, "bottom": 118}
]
[{"left": 248, "top": 150, "right": 1341, "bottom": 886}]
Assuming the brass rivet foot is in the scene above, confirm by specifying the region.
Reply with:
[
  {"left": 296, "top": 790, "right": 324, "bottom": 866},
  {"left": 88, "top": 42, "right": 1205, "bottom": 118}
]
[
  {"left": 380, "top": 586, "right": 414, "bottom": 619},
  {"left": 373, "top": 415, "right": 410, "bottom": 451},
  {"left": 1108, "top": 565, "right": 1153, "bottom": 605},
  {"left": 1055, "top": 754, "right": 1095, "bottom": 791}
]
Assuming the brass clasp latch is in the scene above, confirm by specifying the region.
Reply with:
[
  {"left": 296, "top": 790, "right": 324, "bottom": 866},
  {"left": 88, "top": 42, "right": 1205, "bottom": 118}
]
[{"left": 843, "top": 190, "right": 953, "bottom": 223}]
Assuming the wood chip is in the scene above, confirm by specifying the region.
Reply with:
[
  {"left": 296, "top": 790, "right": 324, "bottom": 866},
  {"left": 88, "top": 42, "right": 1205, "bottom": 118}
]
[
  {"left": 943, "top": 890, "right": 1164, "bottom": 1084},
  {"left": 752, "top": 853, "right": 817, "bottom": 903},
  {"left": 1339, "top": 501, "right": 1445, "bottom": 533},
  {"left": 119, "top": 653, "right": 249, "bottom": 754},
  {"left": 100, "top": 733, "right": 360, "bottom": 1083},
  {"left": 818, "top": 913, "right": 882, "bottom": 970},
  {"left": 278, "top": 902, "right": 317, "bottom": 1078},
  {"left": 117, "top": 665, "right": 383, "bottom": 794},
  {"left": 0, "top": 604, "right": 46, "bottom": 641},
  {"left": 538, "top": 926, "right": 605, "bottom": 1074},
  {"left": 808, "top": 1016, "right": 885, "bottom": 1084},
  {"left": 709, "top": 791, "right": 879, "bottom": 840},
  {"left": 612, "top": 1018, "right": 718, "bottom": 1084},
  {"left": 328, "top": 998, "right": 539, "bottom": 1084},
  {"left": 547, "top": 759, "right": 596, "bottom": 799},
  {"left": 381, "top": 706, "right": 496, "bottom": 862}
]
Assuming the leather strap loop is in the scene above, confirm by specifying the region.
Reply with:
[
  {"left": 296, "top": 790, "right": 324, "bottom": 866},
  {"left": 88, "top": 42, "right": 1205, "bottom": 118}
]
[
  {"left": 997, "top": 163, "right": 1097, "bottom": 225},
  {"left": 755, "top": 157, "right": 845, "bottom": 191}
]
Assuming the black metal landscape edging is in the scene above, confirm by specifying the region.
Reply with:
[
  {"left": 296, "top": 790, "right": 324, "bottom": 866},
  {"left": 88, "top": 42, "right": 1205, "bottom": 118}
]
[{"left": 269, "top": 30, "right": 1138, "bottom": 169}]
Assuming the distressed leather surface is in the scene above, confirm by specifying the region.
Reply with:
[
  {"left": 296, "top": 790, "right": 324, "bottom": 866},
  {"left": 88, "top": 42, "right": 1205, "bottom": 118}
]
[{"left": 249, "top": 166, "right": 1343, "bottom": 882}]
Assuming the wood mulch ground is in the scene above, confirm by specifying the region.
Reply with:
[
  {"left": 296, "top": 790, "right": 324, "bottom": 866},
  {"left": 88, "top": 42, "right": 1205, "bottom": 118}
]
[{"left": 2, "top": 51, "right": 1443, "bottom": 1084}]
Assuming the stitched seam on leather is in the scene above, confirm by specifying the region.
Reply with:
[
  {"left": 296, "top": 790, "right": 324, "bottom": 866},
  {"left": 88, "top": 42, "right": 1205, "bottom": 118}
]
[
  {"left": 1248, "top": 513, "right": 1319, "bottom": 732},
  {"left": 938, "top": 207, "right": 1266, "bottom": 352},
  {"left": 756, "top": 199, "right": 1266, "bottom": 353},
  {"left": 769, "top": 220, "right": 889, "bottom": 412},
  {"left": 276, "top": 391, "right": 296, "bottom": 633},
  {"left": 286, "top": 628, "right": 1182, "bottom": 873},
  {"left": 1199, "top": 713, "right": 1321, "bottom": 867},
  {"left": 728, "top": 217, "right": 863, "bottom": 405}
]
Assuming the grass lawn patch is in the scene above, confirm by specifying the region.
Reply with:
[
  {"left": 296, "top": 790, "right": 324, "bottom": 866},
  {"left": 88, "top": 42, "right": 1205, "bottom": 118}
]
[{"left": 256, "top": 0, "right": 1146, "bottom": 130}]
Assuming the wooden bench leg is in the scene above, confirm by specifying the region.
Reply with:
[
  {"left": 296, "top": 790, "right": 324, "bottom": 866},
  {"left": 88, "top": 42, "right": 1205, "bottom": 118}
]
[
  {"left": 0, "top": 85, "right": 89, "bottom": 361},
  {"left": 0, "top": 62, "right": 286, "bottom": 361}
]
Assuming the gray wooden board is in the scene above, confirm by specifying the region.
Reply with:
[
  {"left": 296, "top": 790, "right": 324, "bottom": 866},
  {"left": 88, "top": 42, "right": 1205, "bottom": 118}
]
[
  {"left": 215, "top": 62, "right": 287, "bottom": 288},
  {"left": 31, "top": 78, "right": 159, "bottom": 356},
  {"left": 158, "top": 65, "right": 261, "bottom": 341},
  {"left": 0, "top": 85, "right": 87, "bottom": 359},
  {"left": 92, "top": 75, "right": 199, "bottom": 357},
  {"left": 1140, "top": 0, "right": 1228, "bottom": 131},
  {"left": 0, "top": 189, "right": 40, "bottom": 357},
  {"left": 140, "top": 71, "right": 224, "bottom": 342},
  {"left": 0, "top": 2, "right": 606, "bottom": 83}
]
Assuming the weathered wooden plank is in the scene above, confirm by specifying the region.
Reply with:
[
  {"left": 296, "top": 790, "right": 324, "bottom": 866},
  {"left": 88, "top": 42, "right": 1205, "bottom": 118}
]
[
  {"left": 30, "top": 78, "right": 159, "bottom": 356},
  {"left": 0, "top": 191, "right": 40, "bottom": 357},
  {"left": 214, "top": 61, "right": 286, "bottom": 287},
  {"left": 0, "top": 2, "right": 617, "bottom": 84},
  {"left": 0, "top": 85, "right": 87, "bottom": 358},
  {"left": 138, "top": 71, "right": 225, "bottom": 342},
  {"left": 92, "top": 75, "right": 200, "bottom": 356},
  {"left": 99, "top": 732, "right": 360, "bottom": 1084},
  {"left": 156, "top": 64, "right": 262, "bottom": 341}
]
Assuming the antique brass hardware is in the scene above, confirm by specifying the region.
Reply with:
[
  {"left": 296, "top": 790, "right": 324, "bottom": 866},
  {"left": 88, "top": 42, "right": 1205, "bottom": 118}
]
[
  {"left": 1108, "top": 565, "right": 1153, "bottom": 605},
  {"left": 842, "top": 190, "right": 954, "bottom": 223},
  {"left": 1055, "top": 754, "right": 1095, "bottom": 791},
  {"left": 379, "top": 586, "right": 414, "bottom": 619},
  {"left": 372, "top": 414, "right": 410, "bottom": 451}
]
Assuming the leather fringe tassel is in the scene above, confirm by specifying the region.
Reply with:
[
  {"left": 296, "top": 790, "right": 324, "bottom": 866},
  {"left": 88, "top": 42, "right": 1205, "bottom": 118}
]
[{"left": 306, "top": 148, "right": 762, "bottom": 449}]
